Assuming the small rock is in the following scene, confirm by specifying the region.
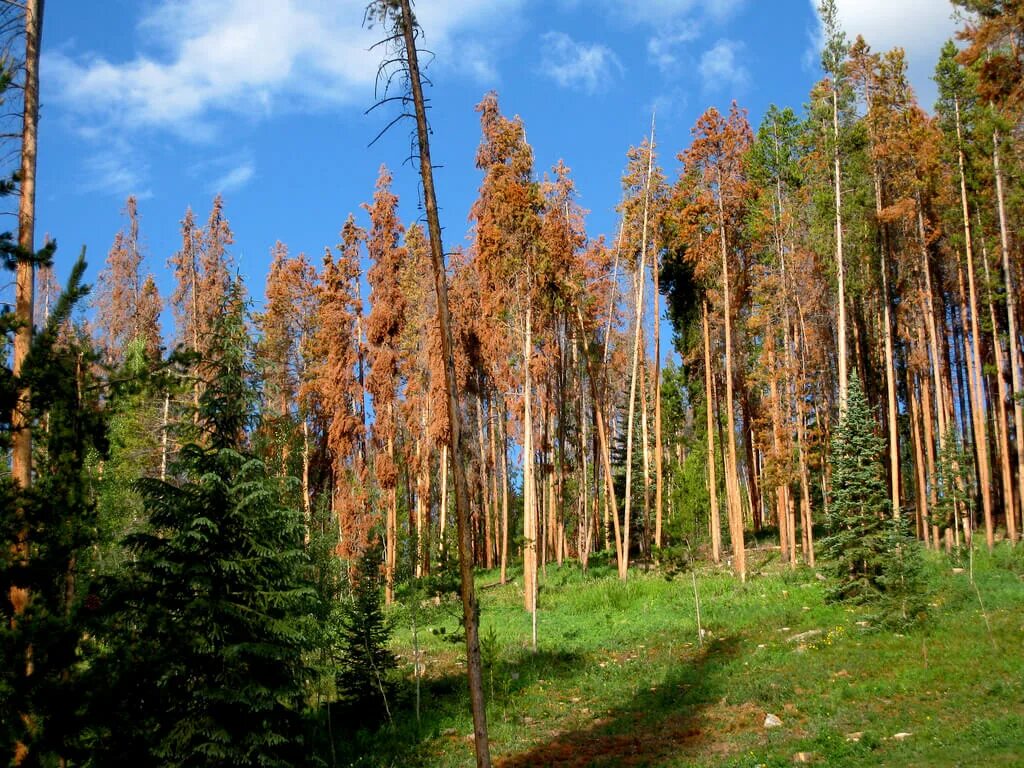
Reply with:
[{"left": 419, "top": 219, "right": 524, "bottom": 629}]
[
  {"left": 764, "top": 713, "right": 784, "bottom": 728},
  {"left": 793, "top": 752, "right": 815, "bottom": 763},
  {"left": 845, "top": 732, "right": 863, "bottom": 742},
  {"left": 814, "top": 572, "right": 827, "bottom": 582},
  {"left": 788, "top": 629, "right": 823, "bottom": 644},
  {"left": 893, "top": 732, "right": 912, "bottom": 741},
  {"left": 952, "top": 568, "right": 965, "bottom": 574}
]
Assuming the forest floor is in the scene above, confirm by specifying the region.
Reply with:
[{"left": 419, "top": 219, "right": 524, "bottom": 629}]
[{"left": 338, "top": 543, "right": 1024, "bottom": 767}]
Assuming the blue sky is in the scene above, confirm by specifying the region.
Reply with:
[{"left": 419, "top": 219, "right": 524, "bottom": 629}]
[{"left": 36, "top": 0, "right": 960, "bottom": 323}]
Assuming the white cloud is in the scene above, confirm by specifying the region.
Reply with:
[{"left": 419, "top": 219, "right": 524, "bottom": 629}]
[
  {"left": 647, "top": 24, "right": 701, "bottom": 74},
  {"left": 540, "top": 32, "right": 623, "bottom": 93},
  {"left": 80, "top": 140, "right": 152, "bottom": 200},
  {"left": 44, "top": 0, "right": 527, "bottom": 196},
  {"left": 210, "top": 161, "right": 255, "bottom": 194},
  {"left": 699, "top": 39, "right": 749, "bottom": 91},
  {"left": 44, "top": 0, "right": 525, "bottom": 135},
  {"left": 808, "top": 0, "right": 960, "bottom": 109}
]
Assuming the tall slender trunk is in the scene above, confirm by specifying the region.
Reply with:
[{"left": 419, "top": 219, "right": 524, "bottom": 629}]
[
  {"left": 957, "top": 260, "right": 992, "bottom": 545},
  {"left": 980, "top": 231, "right": 1016, "bottom": 542},
  {"left": 833, "top": 86, "right": 848, "bottom": 414},
  {"left": 993, "top": 129, "right": 1023, "bottom": 543},
  {"left": 653, "top": 232, "right": 664, "bottom": 551},
  {"left": 917, "top": 370, "right": 933, "bottom": 540},
  {"left": 954, "top": 95, "right": 994, "bottom": 548},
  {"left": 385, "top": 432, "right": 397, "bottom": 606},
  {"left": 12, "top": 0, "right": 40, "bottom": 479},
  {"left": 917, "top": 203, "right": 948, "bottom": 477},
  {"left": 160, "top": 392, "right": 171, "bottom": 482},
  {"left": 475, "top": 391, "right": 493, "bottom": 569},
  {"left": 499, "top": 404, "right": 510, "bottom": 584},
  {"left": 916, "top": 324, "right": 937, "bottom": 547},
  {"left": 523, "top": 305, "right": 537, "bottom": 611},
  {"left": 302, "top": 418, "right": 311, "bottom": 545},
  {"left": 645, "top": 114, "right": 664, "bottom": 552},
  {"left": 716, "top": 174, "right": 745, "bottom": 582},
  {"left": 439, "top": 443, "right": 448, "bottom": 561},
  {"left": 873, "top": 171, "right": 900, "bottom": 517},
  {"left": 12, "top": 6, "right": 44, "bottom": 763},
  {"left": 702, "top": 302, "right": 722, "bottom": 564},
  {"left": 576, "top": 308, "right": 625, "bottom": 575},
  {"left": 488, "top": 395, "right": 500, "bottom": 571},
  {"left": 622, "top": 131, "right": 655, "bottom": 578},
  {"left": 395, "top": 4, "right": 490, "bottom": 761},
  {"left": 640, "top": 349, "right": 652, "bottom": 556}
]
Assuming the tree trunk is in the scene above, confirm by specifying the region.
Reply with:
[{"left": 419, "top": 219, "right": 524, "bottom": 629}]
[
  {"left": 993, "top": 130, "right": 1023, "bottom": 543},
  {"left": 576, "top": 308, "right": 625, "bottom": 575},
  {"left": 953, "top": 97, "right": 994, "bottom": 550},
  {"left": 12, "top": 0, "right": 43, "bottom": 490},
  {"left": 703, "top": 301, "right": 722, "bottom": 564},
  {"left": 475, "top": 391, "right": 494, "bottom": 569},
  {"left": 500, "top": 400, "right": 510, "bottom": 585},
  {"left": 980, "top": 232, "right": 1016, "bottom": 542},
  {"left": 522, "top": 303, "right": 539, "bottom": 631},
  {"left": 385, "top": 433, "right": 397, "bottom": 606},
  {"left": 395, "top": 3, "right": 491, "bottom": 761},
  {"left": 653, "top": 217, "right": 664, "bottom": 551},
  {"left": 439, "top": 443, "right": 448, "bottom": 561},
  {"left": 716, "top": 177, "right": 745, "bottom": 582},
  {"left": 833, "top": 86, "right": 849, "bottom": 415},
  {"left": 11, "top": 5, "right": 44, "bottom": 763}
]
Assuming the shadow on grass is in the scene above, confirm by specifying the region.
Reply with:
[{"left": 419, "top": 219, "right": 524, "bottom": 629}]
[
  {"left": 495, "top": 636, "right": 741, "bottom": 768},
  {"left": 323, "top": 647, "right": 587, "bottom": 767}
]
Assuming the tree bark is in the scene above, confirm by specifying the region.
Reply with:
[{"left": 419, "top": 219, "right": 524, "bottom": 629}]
[
  {"left": 833, "top": 86, "right": 849, "bottom": 415},
  {"left": 12, "top": 0, "right": 43, "bottom": 491}
]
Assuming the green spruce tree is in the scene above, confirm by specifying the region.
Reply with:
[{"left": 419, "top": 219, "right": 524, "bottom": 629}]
[
  {"left": 821, "top": 374, "right": 891, "bottom": 602},
  {"left": 333, "top": 541, "right": 397, "bottom": 727},
  {"left": 822, "top": 375, "right": 927, "bottom": 625},
  {"left": 85, "top": 280, "right": 316, "bottom": 767},
  {"left": 1, "top": 254, "right": 105, "bottom": 764}
]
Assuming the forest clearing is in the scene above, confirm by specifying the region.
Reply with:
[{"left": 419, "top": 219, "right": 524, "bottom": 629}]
[{"left": 4, "top": 0, "right": 1024, "bottom": 766}]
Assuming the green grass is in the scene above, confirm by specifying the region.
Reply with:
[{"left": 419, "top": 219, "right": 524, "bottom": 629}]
[{"left": 332, "top": 545, "right": 1024, "bottom": 767}]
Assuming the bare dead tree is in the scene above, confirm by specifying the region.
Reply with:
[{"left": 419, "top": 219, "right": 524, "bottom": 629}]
[{"left": 364, "top": 2, "right": 492, "bottom": 766}]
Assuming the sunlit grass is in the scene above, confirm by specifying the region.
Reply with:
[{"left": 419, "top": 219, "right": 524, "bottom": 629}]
[{"left": 339, "top": 544, "right": 1024, "bottom": 767}]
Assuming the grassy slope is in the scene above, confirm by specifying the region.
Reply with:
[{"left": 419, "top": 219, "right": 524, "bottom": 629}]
[{"left": 341, "top": 546, "right": 1024, "bottom": 767}]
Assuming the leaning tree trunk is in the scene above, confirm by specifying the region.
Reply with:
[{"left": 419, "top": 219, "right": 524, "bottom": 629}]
[{"left": 394, "top": 2, "right": 491, "bottom": 762}]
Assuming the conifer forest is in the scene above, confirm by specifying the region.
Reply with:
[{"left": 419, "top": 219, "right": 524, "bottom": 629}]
[{"left": 3, "top": 1, "right": 1024, "bottom": 766}]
